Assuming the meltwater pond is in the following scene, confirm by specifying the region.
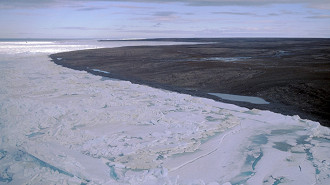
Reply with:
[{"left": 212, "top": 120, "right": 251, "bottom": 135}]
[{"left": 208, "top": 92, "right": 270, "bottom": 104}]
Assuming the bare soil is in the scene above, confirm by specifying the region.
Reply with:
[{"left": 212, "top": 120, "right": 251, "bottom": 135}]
[{"left": 50, "top": 38, "right": 330, "bottom": 127}]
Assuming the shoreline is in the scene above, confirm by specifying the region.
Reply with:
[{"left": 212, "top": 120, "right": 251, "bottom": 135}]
[
  {"left": 2, "top": 38, "right": 330, "bottom": 184},
  {"left": 50, "top": 38, "right": 330, "bottom": 127}
]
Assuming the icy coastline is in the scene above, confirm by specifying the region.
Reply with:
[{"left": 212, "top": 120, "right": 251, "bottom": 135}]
[{"left": 0, "top": 40, "right": 329, "bottom": 184}]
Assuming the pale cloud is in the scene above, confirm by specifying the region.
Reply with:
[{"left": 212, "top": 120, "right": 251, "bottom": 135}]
[
  {"left": 264, "top": 10, "right": 301, "bottom": 17},
  {"left": 280, "top": 10, "right": 300, "bottom": 15},
  {"left": 212, "top": 11, "right": 298, "bottom": 17},
  {"left": 153, "top": 11, "right": 176, "bottom": 17},
  {"left": 306, "top": 15, "right": 330, "bottom": 19},
  {"left": 212, "top": 11, "right": 257, "bottom": 16},
  {"left": 152, "top": 14, "right": 180, "bottom": 22},
  {"left": 72, "top": 3, "right": 151, "bottom": 10},
  {"left": 153, "top": 23, "right": 162, "bottom": 27},
  {"left": 267, "top": 13, "right": 279, "bottom": 16},
  {"left": 55, "top": 26, "right": 111, "bottom": 30},
  {"left": 76, "top": 7, "right": 108, "bottom": 11},
  {"left": 107, "top": 4, "right": 152, "bottom": 9},
  {"left": 132, "top": 11, "right": 181, "bottom": 23},
  {"left": 1, "top": 0, "right": 330, "bottom": 10},
  {"left": 308, "top": 2, "right": 330, "bottom": 10}
]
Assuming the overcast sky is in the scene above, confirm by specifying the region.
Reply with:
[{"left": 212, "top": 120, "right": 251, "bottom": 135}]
[{"left": 0, "top": 0, "right": 330, "bottom": 39}]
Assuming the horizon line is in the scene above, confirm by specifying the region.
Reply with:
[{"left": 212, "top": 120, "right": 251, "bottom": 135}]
[{"left": 1, "top": 36, "right": 330, "bottom": 41}]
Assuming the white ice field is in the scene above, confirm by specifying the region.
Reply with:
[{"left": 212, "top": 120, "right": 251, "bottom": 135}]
[{"left": 0, "top": 40, "right": 329, "bottom": 185}]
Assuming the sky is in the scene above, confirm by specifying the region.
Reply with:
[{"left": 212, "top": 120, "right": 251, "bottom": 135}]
[{"left": 0, "top": 0, "right": 330, "bottom": 39}]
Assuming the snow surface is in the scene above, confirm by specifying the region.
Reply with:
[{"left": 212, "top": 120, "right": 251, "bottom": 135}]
[{"left": 0, "top": 40, "right": 329, "bottom": 185}]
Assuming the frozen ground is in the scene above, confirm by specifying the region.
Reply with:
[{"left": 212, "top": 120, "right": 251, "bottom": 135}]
[{"left": 0, "top": 40, "right": 329, "bottom": 184}]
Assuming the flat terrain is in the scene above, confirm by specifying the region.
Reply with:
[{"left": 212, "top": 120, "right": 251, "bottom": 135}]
[{"left": 50, "top": 38, "right": 330, "bottom": 126}]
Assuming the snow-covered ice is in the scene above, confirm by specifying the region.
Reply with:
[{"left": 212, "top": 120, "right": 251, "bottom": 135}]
[{"left": 0, "top": 40, "right": 329, "bottom": 184}]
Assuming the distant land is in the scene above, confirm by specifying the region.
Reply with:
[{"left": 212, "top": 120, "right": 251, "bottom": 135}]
[
  {"left": 99, "top": 37, "right": 330, "bottom": 42},
  {"left": 51, "top": 38, "right": 330, "bottom": 127}
]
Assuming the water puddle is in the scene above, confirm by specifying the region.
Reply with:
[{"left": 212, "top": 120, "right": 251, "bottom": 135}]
[
  {"left": 271, "top": 129, "right": 295, "bottom": 135},
  {"left": 201, "top": 57, "right": 251, "bottom": 62},
  {"left": 91, "top": 69, "right": 110, "bottom": 74},
  {"left": 208, "top": 93, "right": 270, "bottom": 104},
  {"left": 184, "top": 57, "right": 251, "bottom": 62},
  {"left": 251, "top": 134, "right": 268, "bottom": 145},
  {"left": 272, "top": 142, "right": 293, "bottom": 152},
  {"left": 274, "top": 50, "right": 290, "bottom": 57},
  {"left": 26, "top": 132, "right": 44, "bottom": 138}
]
